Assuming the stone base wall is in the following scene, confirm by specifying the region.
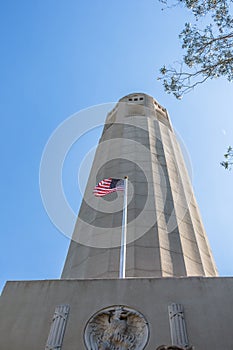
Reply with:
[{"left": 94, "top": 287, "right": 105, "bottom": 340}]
[{"left": 0, "top": 277, "right": 232, "bottom": 350}]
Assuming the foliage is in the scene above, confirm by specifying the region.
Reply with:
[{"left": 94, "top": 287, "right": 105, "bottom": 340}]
[
  {"left": 158, "top": 0, "right": 233, "bottom": 98},
  {"left": 221, "top": 146, "right": 233, "bottom": 170}
]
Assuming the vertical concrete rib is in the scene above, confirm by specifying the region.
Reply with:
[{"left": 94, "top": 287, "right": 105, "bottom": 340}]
[
  {"left": 169, "top": 129, "right": 218, "bottom": 276},
  {"left": 161, "top": 124, "right": 204, "bottom": 276}
]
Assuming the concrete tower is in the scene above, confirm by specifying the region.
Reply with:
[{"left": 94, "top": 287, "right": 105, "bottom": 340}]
[
  {"left": 2, "top": 93, "right": 233, "bottom": 350},
  {"left": 62, "top": 93, "right": 217, "bottom": 279}
]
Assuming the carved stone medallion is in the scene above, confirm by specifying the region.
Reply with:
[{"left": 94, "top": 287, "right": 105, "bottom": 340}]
[{"left": 84, "top": 305, "right": 149, "bottom": 350}]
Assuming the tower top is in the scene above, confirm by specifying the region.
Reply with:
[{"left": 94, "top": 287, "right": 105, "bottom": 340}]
[
  {"left": 119, "top": 92, "right": 166, "bottom": 111},
  {"left": 105, "top": 92, "right": 172, "bottom": 132}
]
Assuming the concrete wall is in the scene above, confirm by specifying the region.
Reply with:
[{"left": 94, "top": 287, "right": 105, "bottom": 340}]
[{"left": 0, "top": 277, "right": 232, "bottom": 350}]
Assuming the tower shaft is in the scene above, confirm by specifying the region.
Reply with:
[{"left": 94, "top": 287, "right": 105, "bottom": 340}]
[{"left": 62, "top": 93, "right": 217, "bottom": 278}]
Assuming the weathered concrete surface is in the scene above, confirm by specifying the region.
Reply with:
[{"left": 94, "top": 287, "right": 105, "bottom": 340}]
[{"left": 0, "top": 277, "right": 233, "bottom": 350}]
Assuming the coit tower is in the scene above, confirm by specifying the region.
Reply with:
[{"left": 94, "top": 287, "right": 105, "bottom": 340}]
[{"left": 62, "top": 93, "right": 217, "bottom": 279}]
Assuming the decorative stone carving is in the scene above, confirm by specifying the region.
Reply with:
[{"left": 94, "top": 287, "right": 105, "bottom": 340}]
[
  {"left": 168, "top": 304, "right": 190, "bottom": 348},
  {"left": 84, "top": 305, "right": 149, "bottom": 350},
  {"left": 45, "top": 304, "right": 70, "bottom": 350}
]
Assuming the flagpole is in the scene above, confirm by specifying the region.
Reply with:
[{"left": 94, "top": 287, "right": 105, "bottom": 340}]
[{"left": 119, "top": 176, "right": 128, "bottom": 279}]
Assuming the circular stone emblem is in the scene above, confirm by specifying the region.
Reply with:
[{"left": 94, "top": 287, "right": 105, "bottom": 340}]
[{"left": 84, "top": 305, "right": 149, "bottom": 350}]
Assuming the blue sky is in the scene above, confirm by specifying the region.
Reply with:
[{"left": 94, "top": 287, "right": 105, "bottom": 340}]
[{"left": 1, "top": 1, "right": 233, "bottom": 292}]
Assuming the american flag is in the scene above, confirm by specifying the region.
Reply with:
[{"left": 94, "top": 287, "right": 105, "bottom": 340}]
[{"left": 93, "top": 178, "right": 125, "bottom": 197}]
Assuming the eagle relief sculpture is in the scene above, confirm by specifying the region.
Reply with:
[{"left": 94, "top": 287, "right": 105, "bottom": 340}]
[{"left": 84, "top": 305, "right": 149, "bottom": 350}]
